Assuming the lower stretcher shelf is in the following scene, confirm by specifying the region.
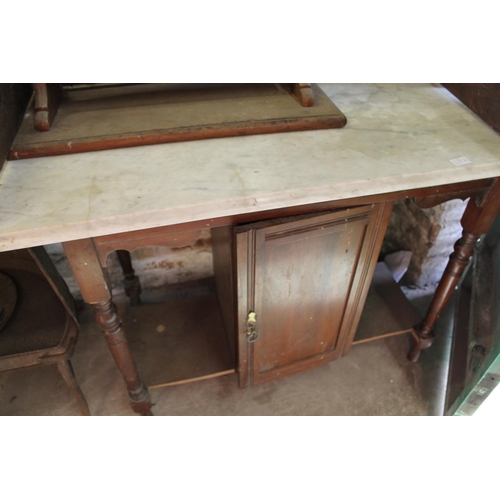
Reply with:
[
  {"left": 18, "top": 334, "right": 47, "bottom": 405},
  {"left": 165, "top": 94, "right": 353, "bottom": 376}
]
[
  {"left": 353, "top": 262, "right": 422, "bottom": 345},
  {"left": 126, "top": 293, "right": 235, "bottom": 389},
  {"left": 126, "top": 262, "right": 421, "bottom": 389}
]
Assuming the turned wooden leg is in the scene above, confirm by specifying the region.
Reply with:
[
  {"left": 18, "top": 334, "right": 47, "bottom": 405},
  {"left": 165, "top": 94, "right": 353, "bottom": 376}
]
[
  {"left": 57, "top": 359, "right": 91, "bottom": 416},
  {"left": 62, "top": 238, "right": 152, "bottom": 416},
  {"left": 408, "top": 232, "right": 477, "bottom": 361},
  {"left": 409, "top": 178, "right": 500, "bottom": 362},
  {"left": 33, "top": 84, "right": 63, "bottom": 131},
  {"left": 93, "top": 299, "right": 152, "bottom": 415},
  {"left": 116, "top": 250, "right": 142, "bottom": 306}
]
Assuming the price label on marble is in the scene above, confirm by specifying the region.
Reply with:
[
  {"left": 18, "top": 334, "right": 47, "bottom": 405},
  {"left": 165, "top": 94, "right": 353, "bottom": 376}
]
[{"left": 450, "top": 157, "right": 472, "bottom": 166}]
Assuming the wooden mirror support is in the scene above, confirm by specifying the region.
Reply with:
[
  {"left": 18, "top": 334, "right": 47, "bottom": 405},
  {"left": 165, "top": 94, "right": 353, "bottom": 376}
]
[
  {"left": 31, "top": 83, "right": 318, "bottom": 134},
  {"left": 33, "top": 84, "right": 63, "bottom": 132},
  {"left": 291, "top": 83, "right": 314, "bottom": 107}
]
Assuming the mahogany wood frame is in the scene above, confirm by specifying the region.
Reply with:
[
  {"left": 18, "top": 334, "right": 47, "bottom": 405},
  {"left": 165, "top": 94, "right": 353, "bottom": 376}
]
[
  {"left": 60, "top": 178, "right": 499, "bottom": 415},
  {"left": 19, "top": 83, "right": 342, "bottom": 160},
  {"left": 31, "top": 84, "right": 315, "bottom": 136}
]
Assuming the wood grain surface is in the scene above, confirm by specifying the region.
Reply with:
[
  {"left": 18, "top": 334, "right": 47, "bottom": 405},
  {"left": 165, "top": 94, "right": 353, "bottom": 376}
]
[
  {"left": 10, "top": 83, "right": 346, "bottom": 159},
  {"left": 236, "top": 203, "right": 392, "bottom": 386}
]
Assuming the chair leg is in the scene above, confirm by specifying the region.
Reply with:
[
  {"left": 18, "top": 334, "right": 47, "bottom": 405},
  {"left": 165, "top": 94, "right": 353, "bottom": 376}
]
[
  {"left": 116, "top": 250, "right": 142, "bottom": 306},
  {"left": 57, "top": 359, "right": 91, "bottom": 416}
]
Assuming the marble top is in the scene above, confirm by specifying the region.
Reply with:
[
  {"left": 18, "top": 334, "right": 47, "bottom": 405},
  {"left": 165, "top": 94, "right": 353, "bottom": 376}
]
[{"left": 1, "top": 83, "right": 500, "bottom": 252}]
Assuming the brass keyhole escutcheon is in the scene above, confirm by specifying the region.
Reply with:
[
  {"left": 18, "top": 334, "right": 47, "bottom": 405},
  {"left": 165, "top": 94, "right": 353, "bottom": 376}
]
[{"left": 246, "top": 311, "right": 259, "bottom": 343}]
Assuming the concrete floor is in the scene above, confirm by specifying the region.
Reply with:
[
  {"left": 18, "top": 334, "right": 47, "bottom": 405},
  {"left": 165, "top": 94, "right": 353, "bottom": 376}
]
[{"left": 0, "top": 290, "right": 455, "bottom": 416}]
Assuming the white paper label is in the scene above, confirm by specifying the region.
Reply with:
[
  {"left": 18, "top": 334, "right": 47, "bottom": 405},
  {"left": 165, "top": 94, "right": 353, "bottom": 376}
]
[{"left": 450, "top": 157, "right": 472, "bottom": 166}]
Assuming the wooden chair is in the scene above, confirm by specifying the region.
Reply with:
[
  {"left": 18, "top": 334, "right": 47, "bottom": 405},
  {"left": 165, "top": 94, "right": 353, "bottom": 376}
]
[{"left": 0, "top": 248, "right": 90, "bottom": 415}]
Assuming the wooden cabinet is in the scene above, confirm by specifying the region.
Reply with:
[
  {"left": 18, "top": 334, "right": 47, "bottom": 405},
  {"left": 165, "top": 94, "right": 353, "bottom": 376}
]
[
  {"left": 233, "top": 203, "right": 393, "bottom": 387},
  {"left": 75, "top": 178, "right": 498, "bottom": 417},
  {"left": 78, "top": 200, "right": 394, "bottom": 412}
]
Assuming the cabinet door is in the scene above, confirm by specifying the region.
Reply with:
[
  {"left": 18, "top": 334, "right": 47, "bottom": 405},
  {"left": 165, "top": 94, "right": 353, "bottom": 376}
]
[{"left": 236, "top": 203, "right": 392, "bottom": 387}]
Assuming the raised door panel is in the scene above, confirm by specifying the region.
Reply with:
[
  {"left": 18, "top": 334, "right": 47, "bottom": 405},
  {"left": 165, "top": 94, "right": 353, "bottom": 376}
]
[{"left": 236, "top": 203, "right": 392, "bottom": 387}]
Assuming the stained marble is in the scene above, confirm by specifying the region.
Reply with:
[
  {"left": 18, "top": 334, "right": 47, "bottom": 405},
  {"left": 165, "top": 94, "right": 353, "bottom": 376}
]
[{"left": 1, "top": 83, "right": 500, "bottom": 251}]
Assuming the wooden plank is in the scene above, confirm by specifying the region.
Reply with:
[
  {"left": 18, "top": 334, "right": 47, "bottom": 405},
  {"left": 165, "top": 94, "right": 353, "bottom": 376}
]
[
  {"left": 444, "top": 264, "right": 472, "bottom": 412},
  {"left": 211, "top": 226, "right": 237, "bottom": 360},
  {"left": 9, "top": 83, "right": 346, "bottom": 160},
  {"left": 353, "top": 262, "right": 421, "bottom": 345},
  {"left": 442, "top": 84, "right": 500, "bottom": 134},
  {"left": 126, "top": 293, "right": 235, "bottom": 389}
]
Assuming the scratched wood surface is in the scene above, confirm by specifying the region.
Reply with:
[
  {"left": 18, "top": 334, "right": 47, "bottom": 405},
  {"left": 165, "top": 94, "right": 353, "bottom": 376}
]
[{"left": 235, "top": 204, "right": 393, "bottom": 387}]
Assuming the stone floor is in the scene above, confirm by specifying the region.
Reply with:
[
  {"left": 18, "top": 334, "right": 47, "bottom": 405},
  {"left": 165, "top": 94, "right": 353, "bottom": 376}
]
[{"left": 0, "top": 289, "right": 455, "bottom": 416}]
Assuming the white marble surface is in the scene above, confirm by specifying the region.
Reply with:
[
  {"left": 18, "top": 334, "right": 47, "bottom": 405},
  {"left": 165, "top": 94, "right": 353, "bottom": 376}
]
[{"left": 1, "top": 83, "right": 500, "bottom": 251}]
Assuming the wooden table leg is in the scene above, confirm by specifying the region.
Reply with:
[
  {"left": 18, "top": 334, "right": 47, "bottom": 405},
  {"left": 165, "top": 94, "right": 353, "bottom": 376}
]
[
  {"left": 62, "top": 239, "right": 152, "bottom": 415},
  {"left": 409, "top": 177, "right": 500, "bottom": 362},
  {"left": 116, "top": 250, "right": 142, "bottom": 306},
  {"left": 92, "top": 299, "right": 151, "bottom": 414}
]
